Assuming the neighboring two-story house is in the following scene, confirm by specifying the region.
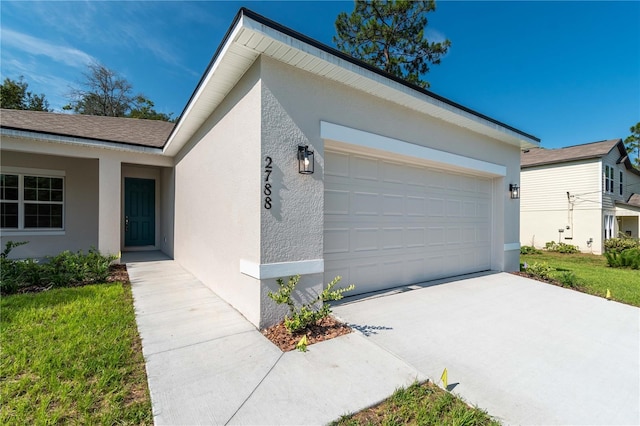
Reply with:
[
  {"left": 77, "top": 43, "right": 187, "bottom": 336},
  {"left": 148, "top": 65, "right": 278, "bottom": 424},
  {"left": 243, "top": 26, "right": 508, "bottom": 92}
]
[{"left": 520, "top": 139, "right": 640, "bottom": 254}]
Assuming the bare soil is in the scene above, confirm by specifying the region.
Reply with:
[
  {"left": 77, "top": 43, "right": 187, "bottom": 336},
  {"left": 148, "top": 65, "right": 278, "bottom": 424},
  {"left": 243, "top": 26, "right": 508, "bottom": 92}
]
[{"left": 261, "top": 315, "right": 352, "bottom": 352}]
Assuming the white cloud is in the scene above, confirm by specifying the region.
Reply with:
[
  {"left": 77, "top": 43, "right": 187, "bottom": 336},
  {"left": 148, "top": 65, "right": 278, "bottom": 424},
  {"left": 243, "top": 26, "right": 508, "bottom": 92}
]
[
  {"left": 425, "top": 28, "right": 449, "bottom": 45},
  {"left": 1, "top": 28, "right": 96, "bottom": 68}
]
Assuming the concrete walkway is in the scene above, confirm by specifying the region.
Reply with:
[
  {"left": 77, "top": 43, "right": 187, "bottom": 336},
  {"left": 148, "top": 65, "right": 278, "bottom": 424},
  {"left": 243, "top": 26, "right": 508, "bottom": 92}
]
[
  {"left": 126, "top": 254, "right": 424, "bottom": 425},
  {"left": 126, "top": 254, "right": 640, "bottom": 425}
]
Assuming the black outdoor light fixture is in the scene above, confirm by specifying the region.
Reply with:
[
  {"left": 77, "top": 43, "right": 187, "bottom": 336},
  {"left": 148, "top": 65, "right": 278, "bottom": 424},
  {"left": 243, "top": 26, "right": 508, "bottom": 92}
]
[
  {"left": 298, "top": 145, "right": 314, "bottom": 174},
  {"left": 509, "top": 183, "right": 520, "bottom": 199}
]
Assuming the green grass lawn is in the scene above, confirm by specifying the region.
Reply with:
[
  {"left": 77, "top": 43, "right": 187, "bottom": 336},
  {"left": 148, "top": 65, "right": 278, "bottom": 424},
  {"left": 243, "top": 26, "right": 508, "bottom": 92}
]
[
  {"left": 0, "top": 283, "right": 152, "bottom": 425},
  {"left": 332, "top": 381, "right": 498, "bottom": 426},
  {"left": 521, "top": 252, "right": 640, "bottom": 307}
]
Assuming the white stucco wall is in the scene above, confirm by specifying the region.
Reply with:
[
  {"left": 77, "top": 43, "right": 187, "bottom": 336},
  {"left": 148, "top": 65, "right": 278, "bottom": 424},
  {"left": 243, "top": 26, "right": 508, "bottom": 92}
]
[
  {"left": 259, "top": 55, "right": 522, "bottom": 277},
  {"left": 173, "top": 54, "right": 526, "bottom": 328},
  {"left": 173, "top": 61, "right": 263, "bottom": 326}
]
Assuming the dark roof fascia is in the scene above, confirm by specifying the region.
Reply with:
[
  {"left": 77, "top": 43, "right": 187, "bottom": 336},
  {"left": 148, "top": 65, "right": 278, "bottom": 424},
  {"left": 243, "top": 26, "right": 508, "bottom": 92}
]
[
  {"left": 614, "top": 139, "right": 640, "bottom": 176},
  {"left": 1, "top": 126, "right": 164, "bottom": 152},
  {"left": 165, "top": 7, "right": 540, "bottom": 148}
]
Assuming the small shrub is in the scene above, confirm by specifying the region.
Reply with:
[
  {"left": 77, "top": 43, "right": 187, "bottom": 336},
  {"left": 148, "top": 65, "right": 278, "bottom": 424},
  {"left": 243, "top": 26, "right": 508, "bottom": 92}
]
[
  {"left": 604, "top": 237, "right": 640, "bottom": 254},
  {"left": 0, "top": 243, "right": 117, "bottom": 295},
  {"left": 523, "top": 261, "right": 553, "bottom": 280},
  {"left": 558, "top": 271, "right": 579, "bottom": 288},
  {"left": 605, "top": 248, "right": 640, "bottom": 269},
  {"left": 0, "top": 241, "right": 30, "bottom": 294},
  {"left": 544, "top": 241, "right": 580, "bottom": 254},
  {"left": 520, "top": 245, "right": 542, "bottom": 255},
  {"left": 268, "top": 275, "right": 355, "bottom": 334}
]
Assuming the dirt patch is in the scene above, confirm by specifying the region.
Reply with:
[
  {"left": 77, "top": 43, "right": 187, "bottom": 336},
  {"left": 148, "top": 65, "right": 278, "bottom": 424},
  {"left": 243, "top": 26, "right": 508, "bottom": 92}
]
[
  {"left": 261, "top": 315, "right": 352, "bottom": 352},
  {"left": 107, "top": 263, "right": 130, "bottom": 283}
]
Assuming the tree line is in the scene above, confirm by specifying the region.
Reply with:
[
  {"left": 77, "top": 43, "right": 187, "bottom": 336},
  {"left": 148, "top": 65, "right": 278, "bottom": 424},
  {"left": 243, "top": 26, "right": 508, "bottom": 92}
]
[{"left": 0, "top": 62, "right": 174, "bottom": 122}]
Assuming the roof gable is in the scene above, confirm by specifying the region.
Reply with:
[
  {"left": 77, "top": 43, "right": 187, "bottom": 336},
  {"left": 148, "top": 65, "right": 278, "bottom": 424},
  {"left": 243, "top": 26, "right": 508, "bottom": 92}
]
[
  {"left": 521, "top": 138, "right": 640, "bottom": 176},
  {"left": 163, "top": 8, "right": 540, "bottom": 156}
]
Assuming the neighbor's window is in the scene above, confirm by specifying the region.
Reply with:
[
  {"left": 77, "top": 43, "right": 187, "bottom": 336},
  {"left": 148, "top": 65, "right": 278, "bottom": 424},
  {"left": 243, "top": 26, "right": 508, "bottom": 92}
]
[
  {"left": 0, "top": 172, "right": 64, "bottom": 230},
  {"left": 604, "top": 165, "right": 614, "bottom": 194},
  {"left": 619, "top": 171, "right": 623, "bottom": 196}
]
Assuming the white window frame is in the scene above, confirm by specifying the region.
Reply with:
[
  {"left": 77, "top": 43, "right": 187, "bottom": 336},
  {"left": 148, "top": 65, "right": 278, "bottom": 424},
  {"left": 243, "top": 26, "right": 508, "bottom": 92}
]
[
  {"left": 1, "top": 167, "right": 65, "bottom": 235},
  {"left": 604, "top": 214, "right": 614, "bottom": 240},
  {"left": 619, "top": 170, "right": 623, "bottom": 196},
  {"left": 604, "top": 165, "right": 614, "bottom": 194}
]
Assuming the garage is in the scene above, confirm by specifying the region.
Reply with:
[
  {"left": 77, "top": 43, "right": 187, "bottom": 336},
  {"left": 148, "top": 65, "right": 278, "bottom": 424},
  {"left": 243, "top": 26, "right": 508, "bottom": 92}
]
[{"left": 324, "top": 148, "right": 493, "bottom": 295}]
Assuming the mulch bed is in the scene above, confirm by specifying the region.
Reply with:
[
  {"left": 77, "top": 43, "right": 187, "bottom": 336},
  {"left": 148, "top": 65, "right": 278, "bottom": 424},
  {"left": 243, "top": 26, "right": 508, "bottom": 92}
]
[{"left": 261, "top": 315, "right": 352, "bottom": 352}]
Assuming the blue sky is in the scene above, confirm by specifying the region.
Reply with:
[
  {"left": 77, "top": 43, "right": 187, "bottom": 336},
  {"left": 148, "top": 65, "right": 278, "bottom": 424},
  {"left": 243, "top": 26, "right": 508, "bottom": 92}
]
[{"left": 1, "top": 1, "right": 638, "bottom": 149}]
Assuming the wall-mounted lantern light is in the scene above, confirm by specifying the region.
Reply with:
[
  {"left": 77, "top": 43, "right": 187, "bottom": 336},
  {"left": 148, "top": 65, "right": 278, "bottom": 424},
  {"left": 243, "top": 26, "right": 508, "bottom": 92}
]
[
  {"left": 298, "top": 145, "right": 314, "bottom": 174},
  {"left": 509, "top": 183, "right": 520, "bottom": 199}
]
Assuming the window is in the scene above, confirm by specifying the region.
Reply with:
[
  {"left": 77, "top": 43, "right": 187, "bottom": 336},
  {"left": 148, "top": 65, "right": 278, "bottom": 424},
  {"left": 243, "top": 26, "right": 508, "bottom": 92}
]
[
  {"left": 604, "top": 165, "right": 614, "bottom": 193},
  {"left": 0, "top": 171, "right": 64, "bottom": 230},
  {"left": 620, "top": 171, "right": 623, "bottom": 196},
  {"left": 604, "top": 215, "right": 614, "bottom": 240}
]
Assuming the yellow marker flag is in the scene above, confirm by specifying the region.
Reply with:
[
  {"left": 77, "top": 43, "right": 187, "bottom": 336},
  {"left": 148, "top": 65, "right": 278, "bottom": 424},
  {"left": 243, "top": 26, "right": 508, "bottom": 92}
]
[
  {"left": 441, "top": 368, "right": 448, "bottom": 389},
  {"left": 296, "top": 335, "right": 309, "bottom": 352},
  {"left": 606, "top": 289, "right": 611, "bottom": 300}
]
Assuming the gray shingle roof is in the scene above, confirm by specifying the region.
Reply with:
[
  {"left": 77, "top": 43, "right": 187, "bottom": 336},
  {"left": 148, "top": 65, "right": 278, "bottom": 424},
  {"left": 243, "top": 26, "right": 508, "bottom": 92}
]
[
  {"left": 626, "top": 193, "right": 640, "bottom": 208},
  {"left": 0, "top": 108, "right": 174, "bottom": 148},
  {"left": 521, "top": 139, "right": 621, "bottom": 167}
]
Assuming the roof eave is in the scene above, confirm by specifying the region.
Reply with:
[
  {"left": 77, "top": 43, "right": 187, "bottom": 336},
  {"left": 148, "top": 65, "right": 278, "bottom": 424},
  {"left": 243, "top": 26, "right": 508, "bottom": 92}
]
[
  {"left": 163, "top": 8, "right": 539, "bottom": 157},
  {"left": 1, "top": 128, "right": 166, "bottom": 154}
]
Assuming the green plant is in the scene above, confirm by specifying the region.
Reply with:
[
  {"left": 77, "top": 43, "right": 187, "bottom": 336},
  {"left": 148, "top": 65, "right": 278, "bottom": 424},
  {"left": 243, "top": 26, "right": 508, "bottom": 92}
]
[
  {"left": 520, "top": 251, "right": 640, "bottom": 307},
  {"left": 558, "top": 271, "right": 579, "bottom": 288},
  {"left": 544, "top": 241, "right": 580, "bottom": 254},
  {"left": 604, "top": 237, "right": 640, "bottom": 254},
  {"left": 268, "top": 275, "right": 355, "bottom": 334},
  {"left": 605, "top": 248, "right": 640, "bottom": 269},
  {"left": 0, "top": 246, "right": 117, "bottom": 295},
  {"left": 520, "top": 245, "right": 542, "bottom": 255},
  {"left": 0, "top": 241, "right": 30, "bottom": 294},
  {"left": 524, "top": 261, "right": 554, "bottom": 280}
]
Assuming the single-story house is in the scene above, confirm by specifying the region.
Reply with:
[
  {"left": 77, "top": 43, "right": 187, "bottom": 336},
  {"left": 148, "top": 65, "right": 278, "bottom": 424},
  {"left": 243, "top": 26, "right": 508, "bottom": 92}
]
[
  {"left": 520, "top": 139, "right": 640, "bottom": 254},
  {"left": 0, "top": 8, "right": 539, "bottom": 327}
]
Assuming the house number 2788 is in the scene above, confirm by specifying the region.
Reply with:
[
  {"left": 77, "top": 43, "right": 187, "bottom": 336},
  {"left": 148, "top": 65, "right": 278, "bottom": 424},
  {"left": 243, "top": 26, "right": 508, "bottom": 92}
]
[{"left": 264, "top": 156, "right": 272, "bottom": 209}]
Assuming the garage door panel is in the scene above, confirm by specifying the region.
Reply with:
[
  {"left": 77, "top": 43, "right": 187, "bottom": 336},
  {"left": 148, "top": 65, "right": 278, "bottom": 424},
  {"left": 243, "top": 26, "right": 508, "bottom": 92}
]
[
  {"left": 325, "top": 150, "right": 493, "bottom": 295},
  {"left": 324, "top": 228, "right": 350, "bottom": 254},
  {"left": 325, "top": 190, "right": 350, "bottom": 215},
  {"left": 352, "top": 156, "right": 379, "bottom": 181},
  {"left": 325, "top": 151, "right": 350, "bottom": 177}
]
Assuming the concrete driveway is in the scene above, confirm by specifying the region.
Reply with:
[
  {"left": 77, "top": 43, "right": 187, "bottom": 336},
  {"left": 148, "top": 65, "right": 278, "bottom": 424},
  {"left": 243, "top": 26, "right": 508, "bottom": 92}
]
[{"left": 333, "top": 272, "right": 640, "bottom": 425}]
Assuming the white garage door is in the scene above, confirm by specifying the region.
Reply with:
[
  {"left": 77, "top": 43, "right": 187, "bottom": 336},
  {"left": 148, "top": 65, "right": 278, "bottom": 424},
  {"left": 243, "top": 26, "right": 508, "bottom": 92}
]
[{"left": 324, "top": 150, "right": 493, "bottom": 295}]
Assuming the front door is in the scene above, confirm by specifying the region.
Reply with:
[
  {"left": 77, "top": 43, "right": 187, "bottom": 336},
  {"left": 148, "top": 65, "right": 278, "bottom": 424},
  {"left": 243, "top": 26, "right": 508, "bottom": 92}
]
[{"left": 124, "top": 178, "right": 155, "bottom": 247}]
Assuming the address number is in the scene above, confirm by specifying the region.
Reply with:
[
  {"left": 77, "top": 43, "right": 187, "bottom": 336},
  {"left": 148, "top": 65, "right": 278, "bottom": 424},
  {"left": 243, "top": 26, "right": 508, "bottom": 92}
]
[{"left": 264, "top": 156, "right": 272, "bottom": 209}]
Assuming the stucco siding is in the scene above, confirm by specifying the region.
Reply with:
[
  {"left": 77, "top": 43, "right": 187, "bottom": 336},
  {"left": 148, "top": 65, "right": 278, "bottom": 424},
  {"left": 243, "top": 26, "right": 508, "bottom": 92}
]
[
  {"left": 1, "top": 150, "right": 99, "bottom": 258},
  {"left": 174, "top": 61, "right": 263, "bottom": 326},
  {"left": 259, "top": 55, "right": 521, "bottom": 276}
]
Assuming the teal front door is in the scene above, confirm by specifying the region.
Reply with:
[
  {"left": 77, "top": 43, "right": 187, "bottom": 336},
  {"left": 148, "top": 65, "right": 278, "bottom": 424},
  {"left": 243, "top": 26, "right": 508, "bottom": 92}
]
[{"left": 124, "top": 178, "right": 155, "bottom": 247}]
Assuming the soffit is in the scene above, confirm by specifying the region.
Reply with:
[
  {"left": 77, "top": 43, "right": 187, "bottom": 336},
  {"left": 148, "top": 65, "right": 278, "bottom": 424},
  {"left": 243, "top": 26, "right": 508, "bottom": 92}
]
[{"left": 164, "top": 13, "right": 540, "bottom": 157}]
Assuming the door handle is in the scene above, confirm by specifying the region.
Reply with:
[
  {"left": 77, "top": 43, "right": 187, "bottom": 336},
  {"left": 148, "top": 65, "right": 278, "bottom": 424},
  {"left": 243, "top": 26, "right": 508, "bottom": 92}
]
[{"left": 125, "top": 216, "right": 129, "bottom": 232}]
